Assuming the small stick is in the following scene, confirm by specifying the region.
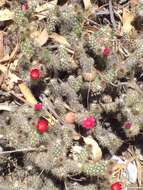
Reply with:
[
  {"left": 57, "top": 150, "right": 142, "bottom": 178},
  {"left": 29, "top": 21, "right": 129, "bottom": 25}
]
[
  {"left": 0, "top": 147, "right": 47, "bottom": 155},
  {"left": 109, "top": 0, "right": 116, "bottom": 30}
]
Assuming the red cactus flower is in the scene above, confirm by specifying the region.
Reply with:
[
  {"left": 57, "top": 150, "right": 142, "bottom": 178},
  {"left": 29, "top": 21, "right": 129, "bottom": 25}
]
[
  {"left": 34, "top": 103, "right": 43, "bottom": 111},
  {"left": 111, "top": 182, "right": 122, "bottom": 190},
  {"left": 21, "top": 2, "right": 29, "bottom": 11},
  {"left": 102, "top": 47, "right": 110, "bottom": 57},
  {"left": 36, "top": 118, "right": 48, "bottom": 134},
  {"left": 82, "top": 116, "right": 96, "bottom": 129},
  {"left": 30, "top": 68, "right": 40, "bottom": 80},
  {"left": 123, "top": 121, "right": 132, "bottom": 129}
]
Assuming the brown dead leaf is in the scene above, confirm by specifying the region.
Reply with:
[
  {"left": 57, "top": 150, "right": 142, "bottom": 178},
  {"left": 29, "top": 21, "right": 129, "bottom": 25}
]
[
  {"left": 33, "top": 29, "right": 49, "bottom": 47},
  {"left": 19, "top": 83, "right": 37, "bottom": 105},
  {"left": 122, "top": 8, "right": 134, "bottom": 34},
  {"left": 50, "top": 33, "right": 70, "bottom": 47},
  {"left": 83, "top": 0, "right": 92, "bottom": 10},
  {"left": 0, "top": 31, "right": 4, "bottom": 59}
]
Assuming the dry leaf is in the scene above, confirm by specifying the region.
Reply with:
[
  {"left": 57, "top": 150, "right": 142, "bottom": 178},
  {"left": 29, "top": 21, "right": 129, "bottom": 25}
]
[
  {"left": 35, "top": 0, "right": 57, "bottom": 19},
  {"left": 0, "top": 43, "right": 18, "bottom": 63},
  {"left": 0, "top": 9, "right": 14, "bottom": 21},
  {"left": 33, "top": 29, "right": 49, "bottom": 47},
  {"left": 50, "top": 33, "right": 70, "bottom": 47},
  {"left": 35, "top": 0, "right": 57, "bottom": 13},
  {"left": 83, "top": 136, "right": 102, "bottom": 162},
  {"left": 83, "top": 0, "right": 92, "bottom": 10},
  {"left": 0, "top": 31, "right": 4, "bottom": 59},
  {"left": 122, "top": 8, "right": 134, "bottom": 34},
  {"left": 19, "top": 83, "right": 37, "bottom": 105}
]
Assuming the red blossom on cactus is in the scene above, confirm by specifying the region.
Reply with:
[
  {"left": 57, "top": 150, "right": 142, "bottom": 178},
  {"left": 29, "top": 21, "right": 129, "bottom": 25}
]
[
  {"left": 122, "top": 121, "right": 132, "bottom": 129},
  {"left": 21, "top": 2, "right": 29, "bottom": 11},
  {"left": 111, "top": 182, "right": 122, "bottom": 190},
  {"left": 36, "top": 118, "right": 48, "bottom": 134},
  {"left": 34, "top": 103, "right": 43, "bottom": 111},
  {"left": 102, "top": 47, "right": 110, "bottom": 57},
  {"left": 82, "top": 116, "right": 96, "bottom": 129},
  {"left": 30, "top": 68, "right": 40, "bottom": 80}
]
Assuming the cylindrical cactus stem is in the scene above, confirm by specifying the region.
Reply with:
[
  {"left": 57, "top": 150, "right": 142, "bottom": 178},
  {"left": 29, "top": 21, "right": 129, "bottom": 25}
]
[
  {"left": 79, "top": 51, "right": 96, "bottom": 82},
  {"left": 94, "top": 124, "right": 123, "bottom": 153},
  {"left": 60, "top": 82, "right": 84, "bottom": 111},
  {"left": 81, "top": 161, "right": 107, "bottom": 177},
  {"left": 58, "top": 45, "right": 77, "bottom": 71},
  {"left": 51, "top": 159, "right": 81, "bottom": 179},
  {"left": 122, "top": 120, "right": 140, "bottom": 138},
  {"left": 72, "top": 145, "right": 89, "bottom": 163},
  {"left": 54, "top": 97, "right": 67, "bottom": 115},
  {"left": 62, "top": 126, "right": 74, "bottom": 148},
  {"left": 67, "top": 75, "right": 83, "bottom": 93}
]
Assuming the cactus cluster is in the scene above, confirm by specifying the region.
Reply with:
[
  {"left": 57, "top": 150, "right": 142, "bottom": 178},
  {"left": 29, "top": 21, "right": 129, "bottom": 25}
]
[{"left": 1, "top": 0, "right": 143, "bottom": 189}]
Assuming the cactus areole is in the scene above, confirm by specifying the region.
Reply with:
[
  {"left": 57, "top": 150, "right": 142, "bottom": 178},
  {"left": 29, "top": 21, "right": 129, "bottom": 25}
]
[{"left": 36, "top": 118, "right": 48, "bottom": 134}]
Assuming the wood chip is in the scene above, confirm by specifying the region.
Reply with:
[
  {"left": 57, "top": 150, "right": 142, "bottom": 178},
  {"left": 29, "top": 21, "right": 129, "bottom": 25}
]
[
  {"left": 50, "top": 33, "right": 70, "bottom": 47},
  {"left": 33, "top": 29, "right": 49, "bottom": 47}
]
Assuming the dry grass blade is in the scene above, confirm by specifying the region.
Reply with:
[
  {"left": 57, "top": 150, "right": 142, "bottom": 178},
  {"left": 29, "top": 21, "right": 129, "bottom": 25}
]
[
  {"left": 18, "top": 83, "right": 38, "bottom": 105},
  {"left": 135, "top": 158, "right": 142, "bottom": 186},
  {"left": 0, "top": 31, "right": 4, "bottom": 59},
  {"left": 83, "top": 0, "right": 92, "bottom": 10}
]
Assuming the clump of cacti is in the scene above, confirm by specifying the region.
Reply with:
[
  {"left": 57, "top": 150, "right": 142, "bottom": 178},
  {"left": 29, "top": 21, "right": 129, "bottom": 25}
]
[{"left": 1, "top": 0, "right": 143, "bottom": 189}]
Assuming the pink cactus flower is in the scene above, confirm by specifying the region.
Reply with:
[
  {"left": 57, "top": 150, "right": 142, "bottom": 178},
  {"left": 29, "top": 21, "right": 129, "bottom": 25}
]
[
  {"left": 82, "top": 116, "right": 96, "bottom": 129},
  {"left": 122, "top": 121, "right": 132, "bottom": 129},
  {"left": 34, "top": 103, "right": 43, "bottom": 111},
  {"left": 102, "top": 47, "right": 110, "bottom": 57}
]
